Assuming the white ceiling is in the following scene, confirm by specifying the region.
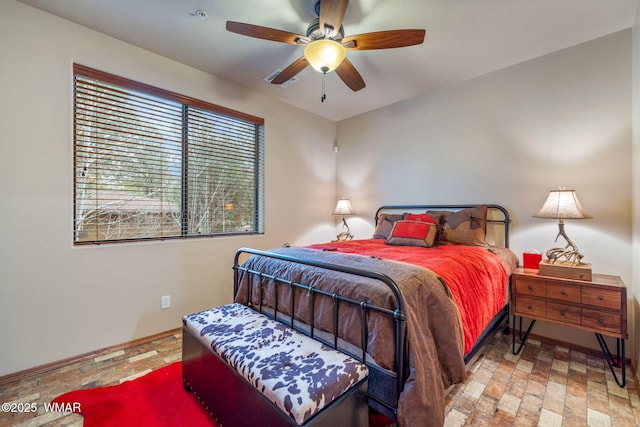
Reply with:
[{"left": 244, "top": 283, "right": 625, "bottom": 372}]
[{"left": 18, "top": 0, "right": 639, "bottom": 121}]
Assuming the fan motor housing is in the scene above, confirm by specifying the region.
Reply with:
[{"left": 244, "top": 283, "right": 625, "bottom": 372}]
[{"left": 306, "top": 18, "right": 344, "bottom": 42}]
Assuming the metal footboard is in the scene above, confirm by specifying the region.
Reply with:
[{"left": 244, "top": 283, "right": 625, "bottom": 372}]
[{"left": 233, "top": 247, "right": 408, "bottom": 418}]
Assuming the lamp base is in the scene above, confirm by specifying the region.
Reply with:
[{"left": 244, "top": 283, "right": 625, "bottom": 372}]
[{"left": 538, "top": 260, "right": 592, "bottom": 281}]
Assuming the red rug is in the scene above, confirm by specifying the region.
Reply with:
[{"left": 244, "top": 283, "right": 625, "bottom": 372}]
[
  {"left": 52, "top": 362, "right": 215, "bottom": 427},
  {"left": 52, "top": 361, "right": 393, "bottom": 427}
]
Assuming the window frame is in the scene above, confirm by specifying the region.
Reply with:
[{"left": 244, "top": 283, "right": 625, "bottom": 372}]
[{"left": 73, "top": 64, "right": 265, "bottom": 245}]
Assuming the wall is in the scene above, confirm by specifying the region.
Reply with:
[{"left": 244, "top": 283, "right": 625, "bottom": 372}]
[
  {"left": 632, "top": 5, "right": 640, "bottom": 372},
  {"left": 337, "top": 31, "right": 633, "bottom": 352},
  {"left": 0, "top": 1, "right": 337, "bottom": 377}
]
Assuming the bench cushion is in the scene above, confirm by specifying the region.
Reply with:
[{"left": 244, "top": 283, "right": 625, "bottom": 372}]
[{"left": 183, "top": 303, "right": 369, "bottom": 425}]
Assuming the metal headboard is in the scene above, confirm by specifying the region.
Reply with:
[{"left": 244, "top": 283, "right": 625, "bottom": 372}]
[{"left": 374, "top": 204, "right": 511, "bottom": 248}]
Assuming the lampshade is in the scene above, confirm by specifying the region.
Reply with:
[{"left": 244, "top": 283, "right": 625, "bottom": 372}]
[
  {"left": 304, "top": 39, "right": 346, "bottom": 73},
  {"left": 534, "top": 189, "right": 592, "bottom": 220},
  {"left": 333, "top": 198, "right": 354, "bottom": 216}
]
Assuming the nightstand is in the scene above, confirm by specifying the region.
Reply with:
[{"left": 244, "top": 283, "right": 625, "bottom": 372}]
[{"left": 511, "top": 267, "right": 628, "bottom": 387}]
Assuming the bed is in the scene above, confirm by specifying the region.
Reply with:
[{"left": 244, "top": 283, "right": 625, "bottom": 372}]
[{"left": 227, "top": 204, "right": 517, "bottom": 426}]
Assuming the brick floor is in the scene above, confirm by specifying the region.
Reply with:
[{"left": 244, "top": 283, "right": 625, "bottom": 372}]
[
  {"left": 445, "top": 332, "right": 639, "bottom": 426},
  {"left": 0, "top": 330, "right": 637, "bottom": 426}
]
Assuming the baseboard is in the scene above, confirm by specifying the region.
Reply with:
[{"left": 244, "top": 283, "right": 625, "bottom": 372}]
[
  {"left": 523, "top": 331, "right": 630, "bottom": 364},
  {"left": 0, "top": 327, "right": 181, "bottom": 386}
]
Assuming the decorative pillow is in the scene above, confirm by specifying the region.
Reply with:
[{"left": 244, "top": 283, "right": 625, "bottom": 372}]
[
  {"left": 404, "top": 213, "right": 438, "bottom": 224},
  {"left": 427, "top": 205, "right": 488, "bottom": 246},
  {"left": 373, "top": 213, "right": 407, "bottom": 239},
  {"left": 385, "top": 220, "right": 438, "bottom": 247}
]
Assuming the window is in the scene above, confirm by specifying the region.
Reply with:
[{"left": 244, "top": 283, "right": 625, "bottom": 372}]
[{"left": 73, "top": 64, "right": 264, "bottom": 245}]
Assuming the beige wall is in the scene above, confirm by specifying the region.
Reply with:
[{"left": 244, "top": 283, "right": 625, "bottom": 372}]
[
  {"left": 337, "top": 31, "right": 633, "bottom": 353},
  {"left": 632, "top": 5, "right": 640, "bottom": 372},
  {"left": 0, "top": 1, "right": 337, "bottom": 376}
]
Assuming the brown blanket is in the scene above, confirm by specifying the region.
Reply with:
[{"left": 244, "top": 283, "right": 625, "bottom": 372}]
[{"left": 234, "top": 247, "right": 467, "bottom": 426}]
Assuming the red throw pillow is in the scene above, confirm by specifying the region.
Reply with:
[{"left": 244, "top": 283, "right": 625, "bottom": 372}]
[
  {"left": 385, "top": 220, "right": 438, "bottom": 247},
  {"left": 404, "top": 213, "right": 437, "bottom": 224}
]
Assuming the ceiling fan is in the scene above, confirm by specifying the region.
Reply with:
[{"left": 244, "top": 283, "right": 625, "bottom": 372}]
[{"left": 226, "top": 0, "right": 426, "bottom": 93}]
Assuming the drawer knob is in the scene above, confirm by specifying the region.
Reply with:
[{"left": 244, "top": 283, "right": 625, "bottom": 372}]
[
  {"left": 527, "top": 305, "right": 533, "bottom": 310},
  {"left": 527, "top": 285, "right": 533, "bottom": 290},
  {"left": 560, "top": 311, "right": 565, "bottom": 316},
  {"left": 561, "top": 290, "right": 566, "bottom": 295},
  {"left": 598, "top": 296, "right": 604, "bottom": 301},
  {"left": 598, "top": 319, "right": 603, "bottom": 323}
]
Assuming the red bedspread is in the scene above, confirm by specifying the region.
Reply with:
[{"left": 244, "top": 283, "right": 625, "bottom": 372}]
[{"left": 307, "top": 239, "right": 509, "bottom": 354}]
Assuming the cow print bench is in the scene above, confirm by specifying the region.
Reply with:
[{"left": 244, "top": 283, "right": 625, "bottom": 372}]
[{"left": 182, "top": 303, "right": 370, "bottom": 427}]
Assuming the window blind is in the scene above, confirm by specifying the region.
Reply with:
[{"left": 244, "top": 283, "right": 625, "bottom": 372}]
[{"left": 73, "top": 64, "right": 264, "bottom": 244}]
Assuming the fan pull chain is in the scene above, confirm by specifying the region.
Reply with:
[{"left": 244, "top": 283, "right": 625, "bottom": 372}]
[{"left": 321, "top": 66, "right": 328, "bottom": 102}]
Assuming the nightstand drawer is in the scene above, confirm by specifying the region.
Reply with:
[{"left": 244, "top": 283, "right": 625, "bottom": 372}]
[
  {"left": 514, "top": 277, "right": 545, "bottom": 297},
  {"left": 515, "top": 297, "right": 545, "bottom": 317},
  {"left": 582, "top": 308, "right": 621, "bottom": 333},
  {"left": 512, "top": 269, "right": 627, "bottom": 337},
  {"left": 582, "top": 288, "right": 621, "bottom": 310},
  {"left": 546, "top": 282, "right": 580, "bottom": 303},
  {"left": 547, "top": 302, "right": 581, "bottom": 325}
]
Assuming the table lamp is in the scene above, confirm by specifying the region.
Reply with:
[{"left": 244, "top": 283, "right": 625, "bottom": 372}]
[
  {"left": 534, "top": 188, "right": 592, "bottom": 267},
  {"left": 333, "top": 198, "right": 354, "bottom": 241}
]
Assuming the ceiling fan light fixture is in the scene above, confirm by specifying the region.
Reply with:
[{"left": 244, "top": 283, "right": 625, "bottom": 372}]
[
  {"left": 304, "top": 39, "right": 346, "bottom": 74},
  {"left": 226, "top": 0, "right": 425, "bottom": 92}
]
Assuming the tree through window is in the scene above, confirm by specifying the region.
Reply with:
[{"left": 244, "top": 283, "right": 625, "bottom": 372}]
[{"left": 73, "top": 64, "right": 264, "bottom": 244}]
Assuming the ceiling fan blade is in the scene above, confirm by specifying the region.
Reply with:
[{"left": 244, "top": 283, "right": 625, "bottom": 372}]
[
  {"left": 320, "top": 0, "right": 349, "bottom": 38},
  {"left": 335, "top": 58, "right": 365, "bottom": 92},
  {"left": 226, "top": 21, "right": 309, "bottom": 45},
  {"left": 342, "top": 29, "right": 426, "bottom": 50},
  {"left": 271, "top": 57, "right": 310, "bottom": 85}
]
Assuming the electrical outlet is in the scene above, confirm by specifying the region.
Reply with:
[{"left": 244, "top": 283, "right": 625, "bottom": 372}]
[{"left": 161, "top": 295, "right": 171, "bottom": 310}]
